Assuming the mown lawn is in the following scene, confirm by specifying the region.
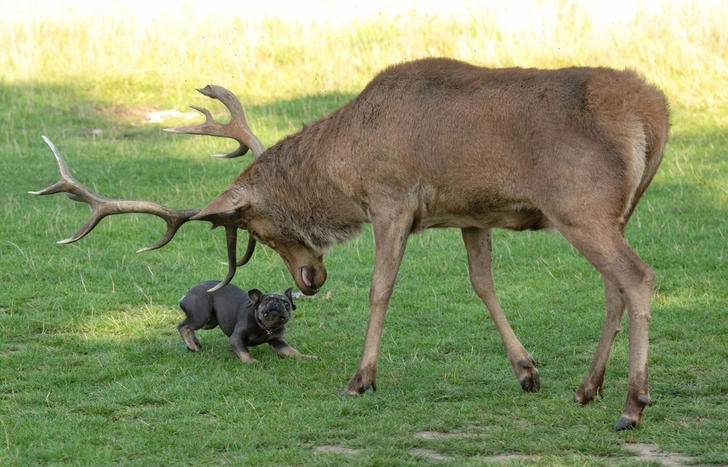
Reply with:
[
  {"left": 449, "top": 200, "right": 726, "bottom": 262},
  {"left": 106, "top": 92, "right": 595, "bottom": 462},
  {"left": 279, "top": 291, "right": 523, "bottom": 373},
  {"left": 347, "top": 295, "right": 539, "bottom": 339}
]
[{"left": 1, "top": 1, "right": 726, "bottom": 465}]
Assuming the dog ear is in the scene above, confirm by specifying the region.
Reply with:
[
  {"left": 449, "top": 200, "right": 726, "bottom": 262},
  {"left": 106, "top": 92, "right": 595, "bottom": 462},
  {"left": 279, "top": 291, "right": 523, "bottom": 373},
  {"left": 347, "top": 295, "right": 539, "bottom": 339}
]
[
  {"left": 247, "top": 288, "right": 263, "bottom": 306},
  {"left": 284, "top": 287, "right": 296, "bottom": 311}
]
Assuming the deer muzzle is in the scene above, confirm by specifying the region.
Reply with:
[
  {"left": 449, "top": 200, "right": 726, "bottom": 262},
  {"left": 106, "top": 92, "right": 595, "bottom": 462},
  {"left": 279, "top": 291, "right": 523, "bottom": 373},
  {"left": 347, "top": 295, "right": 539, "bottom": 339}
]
[{"left": 297, "top": 265, "right": 326, "bottom": 296}]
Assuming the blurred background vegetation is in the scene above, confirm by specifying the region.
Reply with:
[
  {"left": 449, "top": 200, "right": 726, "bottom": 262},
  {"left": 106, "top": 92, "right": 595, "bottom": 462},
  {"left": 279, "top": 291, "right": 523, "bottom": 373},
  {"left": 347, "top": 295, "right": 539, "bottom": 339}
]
[{"left": 2, "top": 0, "right": 726, "bottom": 109}]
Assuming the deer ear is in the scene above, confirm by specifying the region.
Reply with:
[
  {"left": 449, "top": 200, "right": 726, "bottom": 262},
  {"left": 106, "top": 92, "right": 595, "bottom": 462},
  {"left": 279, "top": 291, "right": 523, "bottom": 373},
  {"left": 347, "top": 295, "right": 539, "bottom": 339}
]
[{"left": 192, "top": 185, "right": 250, "bottom": 220}]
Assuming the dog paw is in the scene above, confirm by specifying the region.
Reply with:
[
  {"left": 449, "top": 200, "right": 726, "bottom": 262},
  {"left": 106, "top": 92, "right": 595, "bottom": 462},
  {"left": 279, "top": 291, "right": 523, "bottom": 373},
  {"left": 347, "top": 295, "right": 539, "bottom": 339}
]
[{"left": 237, "top": 353, "right": 259, "bottom": 364}]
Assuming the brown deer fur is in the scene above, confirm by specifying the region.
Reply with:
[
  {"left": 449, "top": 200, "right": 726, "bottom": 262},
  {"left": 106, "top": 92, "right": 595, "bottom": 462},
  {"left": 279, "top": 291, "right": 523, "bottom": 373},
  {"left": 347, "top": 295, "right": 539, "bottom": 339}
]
[
  {"left": 194, "top": 58, "right": 669, "bottom": 430},
  {"left": 38, "top": 57, "right": 670, "bottom": 430}
]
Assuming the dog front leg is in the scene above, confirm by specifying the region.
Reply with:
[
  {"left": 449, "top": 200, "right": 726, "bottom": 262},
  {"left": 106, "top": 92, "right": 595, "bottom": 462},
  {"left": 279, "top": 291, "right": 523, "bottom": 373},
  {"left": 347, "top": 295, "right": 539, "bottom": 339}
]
[
  {"left": 342, "top": 207, "right": 412, "bottom": 396},
  {"left": 229, "top": 328, "right": 258, "bottom": 364},
  {"left": 269, "top": 339, "right": 317, "bottom": 359}
]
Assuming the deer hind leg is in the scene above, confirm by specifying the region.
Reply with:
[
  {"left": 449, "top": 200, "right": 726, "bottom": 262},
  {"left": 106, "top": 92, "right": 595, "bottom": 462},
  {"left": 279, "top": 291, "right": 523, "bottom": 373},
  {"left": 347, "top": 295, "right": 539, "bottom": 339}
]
[
  {"left": 461, "top": 227, "right": 540, "bottom": 392},
  {"left": 574, "top": 277, "right": 626, "bottom": 404},
  {"left": 555, "top": 221, "right": 654, "bottom": 430}
]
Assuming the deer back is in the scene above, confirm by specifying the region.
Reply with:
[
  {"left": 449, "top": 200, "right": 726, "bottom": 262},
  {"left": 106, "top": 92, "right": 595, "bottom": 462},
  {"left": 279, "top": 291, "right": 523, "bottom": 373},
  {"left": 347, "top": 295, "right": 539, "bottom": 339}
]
[{"left": 211, "top": 58, "right": 668, "bottom": 244}]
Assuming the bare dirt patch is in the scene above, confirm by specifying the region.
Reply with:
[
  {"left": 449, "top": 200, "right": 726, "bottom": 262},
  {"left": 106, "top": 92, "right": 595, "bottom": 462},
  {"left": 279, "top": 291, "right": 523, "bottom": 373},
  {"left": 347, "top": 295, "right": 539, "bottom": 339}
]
[
  {"left": 143, "top": 109, "right": 199, "bottom": 124},
  {"left": 1, "top": 344, "right": 24, "bottom": 356},
  {"left": 413, "top": 430, "right": 468, "bottom": 439},
  {"left": 478, "top": 453, "right": 533, "bottom": 463},
  {"left": 411, "top": 448, "right": 451, "bottom": 462},
  {"left": 624, "top": 443, "right": 697, "bottom": 467},
  {"left": 313, "top": 435, "right": 703, "bottom": 465},
  {"left": 313, "top": 445, "right": 361, "bottom": 455}
]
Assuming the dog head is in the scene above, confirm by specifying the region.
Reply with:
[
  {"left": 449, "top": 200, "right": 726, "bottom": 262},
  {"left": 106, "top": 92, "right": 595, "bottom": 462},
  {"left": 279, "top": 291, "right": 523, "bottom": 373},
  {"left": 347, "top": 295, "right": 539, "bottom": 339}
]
[{"left": 248, "top": 287, "right": 296, "bottom": 332}]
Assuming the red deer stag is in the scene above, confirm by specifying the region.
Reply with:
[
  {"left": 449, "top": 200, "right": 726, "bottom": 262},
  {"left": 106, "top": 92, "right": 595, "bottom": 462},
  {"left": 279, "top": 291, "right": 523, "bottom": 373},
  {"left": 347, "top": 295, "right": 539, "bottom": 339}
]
[{"left": 33, "top": 58, "right": 669, "bottom": 430}]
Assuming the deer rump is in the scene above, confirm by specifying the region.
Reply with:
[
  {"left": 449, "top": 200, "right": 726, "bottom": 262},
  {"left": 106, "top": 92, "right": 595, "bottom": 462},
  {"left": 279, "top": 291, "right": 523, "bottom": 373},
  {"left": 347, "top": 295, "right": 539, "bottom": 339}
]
[{"left": 35, "top": 58, "right": 670, "bottom": 431}]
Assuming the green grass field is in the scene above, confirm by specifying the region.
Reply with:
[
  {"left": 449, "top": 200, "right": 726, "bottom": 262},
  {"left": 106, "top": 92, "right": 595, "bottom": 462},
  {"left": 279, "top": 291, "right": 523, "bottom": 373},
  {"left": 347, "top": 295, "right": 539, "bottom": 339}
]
[{"left": 1, "top": 1, "right": 727, "bottom": 465}]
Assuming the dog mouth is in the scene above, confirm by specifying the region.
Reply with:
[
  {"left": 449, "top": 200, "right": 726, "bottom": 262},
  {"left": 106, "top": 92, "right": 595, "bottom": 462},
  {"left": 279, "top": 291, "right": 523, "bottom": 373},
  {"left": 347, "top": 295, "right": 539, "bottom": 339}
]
[
  {"left": 259, "top": 313, "right": 288, "bottom": 331},
  {"left": 263, "top": 315, "right": 288, "bottom": 326},
  {"left": 259, "top": 303, "right": 290, "bottom": 328}
]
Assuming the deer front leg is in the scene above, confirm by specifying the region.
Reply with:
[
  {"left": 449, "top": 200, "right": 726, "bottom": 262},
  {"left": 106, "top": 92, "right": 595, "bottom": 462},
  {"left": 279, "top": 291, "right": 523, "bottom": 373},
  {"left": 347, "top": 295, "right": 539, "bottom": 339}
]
[
  {"left": 461, "top": 227, "right": 540, "bottom": 392},
  {"left": 341, "top": 208, "right": 412, "bottom": 396},
  {"left": 575, "top": 278, "right": 625, "bottom": 404}
]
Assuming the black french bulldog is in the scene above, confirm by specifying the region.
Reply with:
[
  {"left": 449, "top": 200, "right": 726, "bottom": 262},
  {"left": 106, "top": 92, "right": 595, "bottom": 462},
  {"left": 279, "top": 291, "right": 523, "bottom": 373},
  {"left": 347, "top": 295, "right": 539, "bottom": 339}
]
[{"left": 178, "top": 281, "right": 313, "bottom": 363}]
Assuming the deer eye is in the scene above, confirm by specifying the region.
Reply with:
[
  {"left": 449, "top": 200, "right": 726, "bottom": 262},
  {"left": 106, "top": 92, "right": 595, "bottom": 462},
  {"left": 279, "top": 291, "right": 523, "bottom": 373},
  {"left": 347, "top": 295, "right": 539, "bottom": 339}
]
[{"left": 252, "top": 231, "right": 277, "bottom": 249}]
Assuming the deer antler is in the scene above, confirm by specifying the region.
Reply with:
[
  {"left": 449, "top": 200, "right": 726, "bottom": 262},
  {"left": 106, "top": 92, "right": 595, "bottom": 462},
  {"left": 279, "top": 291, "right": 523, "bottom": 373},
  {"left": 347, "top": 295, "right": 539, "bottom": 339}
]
[
  {"left": 30, "top": 136, "right": 253, "bottom": 292},
  {"left": 164, "top": 84, "right": 264, "bottom": 288},
  {"left": 165, "top": 84, "right": 265, "bottom": 159}
]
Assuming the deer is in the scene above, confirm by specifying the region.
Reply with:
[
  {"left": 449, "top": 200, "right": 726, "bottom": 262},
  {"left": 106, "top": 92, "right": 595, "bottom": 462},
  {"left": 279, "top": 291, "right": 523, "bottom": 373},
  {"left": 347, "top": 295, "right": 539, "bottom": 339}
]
[{"left": 32, "top": 57, "right": 670, "bottom": 430}]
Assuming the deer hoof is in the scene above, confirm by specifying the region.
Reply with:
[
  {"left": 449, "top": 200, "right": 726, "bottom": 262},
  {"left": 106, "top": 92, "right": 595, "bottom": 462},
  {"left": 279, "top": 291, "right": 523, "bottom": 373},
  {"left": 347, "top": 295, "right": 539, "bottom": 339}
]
[
  {"left": 340, "top": 377, "right": 377, "bottom": 397},
  {"left": 516, "top": 357, "right": 540, "bottom": 392},
  {"left": 613, "top": 416, "right": 640, "bottom": 431},
  {"left": 574, "top": 385, "right": 603, "bottom": 405},
  {"left": 340, "top": 387, "right": 366, "bottom": 397},
  {"left": 519, "top": 369, "right": 541, "bottom": 392},
  {"left": 574, "top": 389, "right": 591, "bottom": 405},
  {"left": 518, "top": 356, "right": 536, "bottom": 368}
]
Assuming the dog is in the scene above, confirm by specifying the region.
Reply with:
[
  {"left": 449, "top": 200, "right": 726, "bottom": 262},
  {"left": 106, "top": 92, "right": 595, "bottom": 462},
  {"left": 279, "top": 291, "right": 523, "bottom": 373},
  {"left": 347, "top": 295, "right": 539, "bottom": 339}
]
[{"left": 178, "top": 281, "right": 312, "bottom": 363}]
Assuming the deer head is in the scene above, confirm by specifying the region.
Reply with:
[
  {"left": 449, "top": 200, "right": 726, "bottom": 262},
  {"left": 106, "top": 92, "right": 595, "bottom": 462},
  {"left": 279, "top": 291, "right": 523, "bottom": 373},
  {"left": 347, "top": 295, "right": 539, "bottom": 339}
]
[
  {"left": 188, "top": 168, "right": 330, "bottom": 296},
  {"left": 171, "top": 85, "right": 329, "bottom": 295}
]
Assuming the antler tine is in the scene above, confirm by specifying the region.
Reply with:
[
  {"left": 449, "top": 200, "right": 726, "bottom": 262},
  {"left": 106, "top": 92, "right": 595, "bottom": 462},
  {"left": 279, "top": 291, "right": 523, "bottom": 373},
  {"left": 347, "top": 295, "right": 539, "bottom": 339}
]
[
  {"left": 135, "top": 220, "right": 189, "bottom": 253},
  {"left": 165, "top": 84, "right": 266, "bottom": 159},
  {"left": 236, "top": 235, "right": 257, "bottom": 266},
  {"left": 32, "top": 136, "right": 257, "bottom": 291},
  {"left": 29, "top": 137, "right": 86, "bottom": 197},
  {"left": 31, "top": 136, "right": 199, "bottom": 250},
  {"left": 207, "top": 226, "right": 240, "bottom": 293}
]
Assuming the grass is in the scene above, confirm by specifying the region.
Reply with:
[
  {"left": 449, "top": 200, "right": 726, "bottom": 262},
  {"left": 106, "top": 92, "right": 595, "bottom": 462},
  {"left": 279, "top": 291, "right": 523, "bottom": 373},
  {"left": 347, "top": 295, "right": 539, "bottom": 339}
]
[{"left": 1, "top": 0, "right": 727, "bottom": 465}]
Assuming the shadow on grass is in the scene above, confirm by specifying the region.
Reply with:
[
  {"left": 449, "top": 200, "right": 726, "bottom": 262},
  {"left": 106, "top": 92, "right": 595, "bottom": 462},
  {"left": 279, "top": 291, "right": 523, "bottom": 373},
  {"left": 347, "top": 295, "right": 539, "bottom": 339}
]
[{"left": 1, "top": 80, "right": 727, "bottom": 464}]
